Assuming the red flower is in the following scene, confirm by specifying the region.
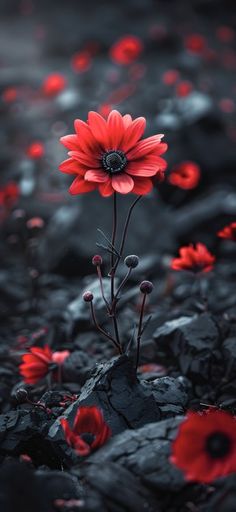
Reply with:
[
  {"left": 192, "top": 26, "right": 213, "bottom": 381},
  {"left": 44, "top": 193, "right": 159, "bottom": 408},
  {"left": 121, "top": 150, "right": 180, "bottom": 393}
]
[
  {"left": 59, "top": 110, "right": 167, "bottom": 196},
  {"left": 168, "top": 161, "right": 201, "bottom": 190},
  {"left": 175, "top": 81, "right": 193, "bottom": 98},
  {"left": 42, "top": 73, "right": 67, "bottom": 97},
  {"left": 19, "top": 346, "right": 70, "bottom": 384},
  {"left": 170, "top": 409, "right": 236, "bottom": 483},
  {"left": 218, "top": 222, "right": 236, "bottom": 241},
  {"left": 171, "top": 243, "right": 215, "bottom": 273},
  {"left": 162, "top": 69, "right": 180, "bottom": 86},
  {"left": 26, "top": 142, "right": 45, "bottom": 160},
  {"left": 0, "top": 182, "right": 19, "bottom": 209},
  {"left": 2, "top": 87, "right": 18, "bottom": 103},
  {"left": 60, "top": 406, "right": 111, "bottom": 456},
  {"left": 184, "top": 34, "right": 207, "bottom": 55},
  {"left": 110, "top": 35, "right": 143, "bottom": 65},
  {"left": 71, "top": 51, "right": 91, "bottom": 73}
]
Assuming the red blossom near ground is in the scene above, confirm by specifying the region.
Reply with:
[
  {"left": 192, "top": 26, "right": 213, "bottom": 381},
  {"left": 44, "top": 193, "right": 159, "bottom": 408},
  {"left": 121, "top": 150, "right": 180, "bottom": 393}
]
[
  {"left": 59, "top": 110, "right": 167, "bottom": 196},
  {"left": 110, "top": 35, "right": 143, "bottom": 65},
  {"left": 170, "top": 409, "right": 236, "bottom": 483},
  {"left": 71, "top": 51, "right": 91, "bottom": 73},
  {"left": 0, "top": 182, "right": 20, "bottom": 209},
  {"left": 184, "top": 33, "right": 207, "bottom": 55},
  {"left": 19, "top": 346, "right": 70, "bottom": 384},
  {"left": 171, "top": 243, "right": 215, "bottom": 273},
  {"left": 2, "top": 87, "right": 18, "bottom": 103},
  {"left": 175, "top": 80, "right": 193, "bottom": 97},
  {"left": 218, "top": 222, "right": 236, "bottom": 241},
  {"left": 168, "top": 161, "right": 201, "bottom": 190},
  {"left": 60, "top": 406, "right": 111, "bottom": 456},
  {"left": 26, "top": 217, "right": 45, "bottom": 229},
  {"left": 42, "top": 73, "right": 67, "bottom": 97},
  {"left": 26, "top": 141, "right": 45, "bottom": 159},
  {"left": 162, "top": 69, "right": 180, "bottom": 86}
]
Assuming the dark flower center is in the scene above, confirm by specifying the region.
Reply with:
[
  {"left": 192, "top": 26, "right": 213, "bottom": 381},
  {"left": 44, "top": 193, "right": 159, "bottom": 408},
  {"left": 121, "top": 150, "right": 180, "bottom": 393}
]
[
  {"left": 206, "top": 431, "right": 231, "bottom": 459},
  {"left": 102, "top": 150, "right": 127, "bottom": 174},
  {"left": 80, "top": 433, "right": 95, "bottom": 445}
]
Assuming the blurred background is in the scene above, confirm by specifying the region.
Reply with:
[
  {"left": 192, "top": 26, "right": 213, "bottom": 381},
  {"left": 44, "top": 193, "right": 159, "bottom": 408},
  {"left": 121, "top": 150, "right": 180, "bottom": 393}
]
[{"left": 0, "top": 0, "right": 236, "bottom": 317}]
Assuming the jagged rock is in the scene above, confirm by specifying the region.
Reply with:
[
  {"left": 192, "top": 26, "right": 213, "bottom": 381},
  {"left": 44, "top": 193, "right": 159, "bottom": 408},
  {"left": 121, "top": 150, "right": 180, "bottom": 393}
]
[
  {"left": 144, "top": 376, "right": 190, "bottom": 418},
  {"left": 48, "top": 355, "right": 161, "bottom": 464}
]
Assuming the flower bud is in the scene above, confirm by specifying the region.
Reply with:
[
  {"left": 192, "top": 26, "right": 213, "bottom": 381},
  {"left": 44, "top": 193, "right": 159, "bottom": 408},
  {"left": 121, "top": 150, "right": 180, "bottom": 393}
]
[
  {"left": 14, "top": 388, "right": 28, "bottom": 403},
  {"left": 140, "top": 280, "right": 154, "bottom": 294},
  {"left": 92, "top": 255, "right": 103, "bottom": 266},
  {"left": 124, "top": 254, "right": 139, "bottom": 268},
  {"left": 83, "top": 291, "right": 94, "bottom": 302}
]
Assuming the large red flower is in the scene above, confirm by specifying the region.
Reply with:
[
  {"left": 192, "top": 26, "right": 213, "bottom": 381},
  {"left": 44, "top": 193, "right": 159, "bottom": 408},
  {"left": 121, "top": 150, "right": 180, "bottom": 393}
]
[
  {"left": 168, "top": 161, "right": 201, "bottom": 190},
  {"left": 19, "top": 346, "right": 70, "bottom": 384},
  {"left": 170, "top": 409, "right": 236, "bottom": 483},
  {"left": 59, "top": 110, "right": 167, "bottom": 197},
  {"left": 218, "top": 222, "right": 236, "bottom": 241},
  {"left": 60, "top": 406, "right": 111, "bottom": 456},
  {"left": 171, "top": 243, "right": 215, "bottom": 273},
  {"left": 0, "top": 182, "right": 19, "bottom": 209}
]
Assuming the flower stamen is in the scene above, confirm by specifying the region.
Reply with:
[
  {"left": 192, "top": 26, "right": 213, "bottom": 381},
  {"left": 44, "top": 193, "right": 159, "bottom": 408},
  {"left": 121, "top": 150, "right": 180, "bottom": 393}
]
[{"left": 102, "top": 150, "right": 127, "bottom": 174}]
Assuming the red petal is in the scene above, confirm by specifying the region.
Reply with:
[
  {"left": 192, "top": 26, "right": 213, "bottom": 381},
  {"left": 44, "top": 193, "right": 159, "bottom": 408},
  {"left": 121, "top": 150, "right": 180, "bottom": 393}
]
[
  {"left": 98, "top": 180, "right": 114, "bottom": 197},
  {"left": 122, "top": 114, "right": 133, "bottom": 128},
  {"left": 127, "top": 162, "right": 158, "bottom": 177},
  {"left": 111, "top": 174, "right": 134, "bottom": 194},
  {"left": 88, "top": 111, "right": 109, "bottom": 149},
  {"left": 85, "top": 170, "right": 109, "bottom": 183},
  {"left": 107, "top": 110, "right": 124, "bottom": 149},
  {"left": 60, "top": 135, "right": 80, "bottom": 151},
  {"left": 59, "top": 158, "right": 86, "bottom": 176},
  {"left": 68, "top": 151, "right": 100, "bottom": 168},
  {"left": 122, "top": 117, "right": 146, "bottom": 152},
  {"left": 127, "top": 135, "right": 165, "bottom": 159},
  {"left": 131, "top": 177, "right": 153, "bottom": 195},
  {"left": 69, "top": 176, "right": 97, "bottom": 194},
  {"left": 74, "top": 119, "right": 101, "bottom": 154}
]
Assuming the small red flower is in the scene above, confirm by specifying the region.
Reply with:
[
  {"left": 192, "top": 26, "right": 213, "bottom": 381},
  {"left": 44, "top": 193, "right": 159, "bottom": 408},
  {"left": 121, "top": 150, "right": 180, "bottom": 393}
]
[
  {"left": 218, "top": 222, "right": 236, "bottom": 241},
  {"left": 0, "top": 182, "right": 20, "bottom": 209},
  {"left": 2, "top": 87, "right": 18, "bottom": 103},
  {"left": 176, "top": 80, "right": 193, "bottom": 98},
  {"left": 171, "top": 243, "right": 215, "bottom": 273},
  {"left": 168, "top": 161, "right": 201, "bottom": 190},
  {"left": 170, "top": 409, "right": 236, "bottom": 483},
  {"left": 19, "top": 346, "right": 70, "bottom": 384},
  {"left": 60, "top": 406, "right": 111, "bottom": 456},
  {"left": 59, "top": 110, "right": 167, "bottom": 197},
  {"left": 42, "top": 73, "right": 67, "bottom": 97},
  {"left": 71, "top": 51, "right": 91, "bottom": 73},
  {"left": 110, "top": 35, "right": 143, "bottom": 65},
  {"left": 162, "top": 69, "right": 180, "bottom": 86},
  {"left": 26, "top": 141, "right": 45, "bottom": 160},
  {"left": 184, "top": 34, "right": 207, "bottom": 55}
]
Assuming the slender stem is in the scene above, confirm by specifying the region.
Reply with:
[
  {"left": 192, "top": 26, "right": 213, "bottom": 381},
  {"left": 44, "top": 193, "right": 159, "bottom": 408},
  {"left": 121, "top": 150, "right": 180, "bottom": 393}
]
[
  {"left": 111, "top": 267, "right": 132, "bottom": 314},
  {"left": 113, "top": 195, "right": 142, "bottom": 274},
  {"left": 135, "top": 293, "right": 147, "bottom": 370},
  {"left": 110, "top": 192, "right": 118, "bottom": 301},
  {"left": 97, "top": 265, "right": 110, "bottom": 312},
  {"left": 90, "top": 301, "right": 121, "bottom": 353}
]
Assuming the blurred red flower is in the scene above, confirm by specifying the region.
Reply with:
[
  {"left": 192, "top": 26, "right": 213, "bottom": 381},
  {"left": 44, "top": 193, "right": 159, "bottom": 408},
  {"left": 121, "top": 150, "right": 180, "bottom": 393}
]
[
  {"left": 168, "top": 161, "right": 201, "bottom": 190},
  {"left": 170, "top": 409, "right": 236, "bottom": 483},
  {"left": 42, "top": 73, "right": 67, "bottom": 96},
  {"left": 26, "top": 141, "right": 45, "bottom": 159},
  {"left": 184, "top": 34, "right": 207, "bottom": 55},
  {"left": 71, "top": 51, "right": 91, "bottom": 72},
  {"left": 59, "top": 109, "right": 167, "bottom": 196},
  {"left": 110, "top": 35, "right": 143, "bottom": 65},
  {"left": 60, "top": 406, "right": 111, "bottom": 456},
  {"left": 0, "top": 182, "right": 20, "bottom": 209},
  {"left": 2, "top": 87, "right": 18, "bottom": 103},
  {"left": 162, "top": 69, "right": 179, "bottom": 86},
  {"left": 175, "top": 80, "right": 193, "bottom": 97},
  {"left": 218, "top": 222, "right": 236, "bottom": 241},
  {"left": 171, "top": 243, "right": 215, "bottom": 273},
  {"left": 19, "top": 346, "right": 69, "bottom": 384}
]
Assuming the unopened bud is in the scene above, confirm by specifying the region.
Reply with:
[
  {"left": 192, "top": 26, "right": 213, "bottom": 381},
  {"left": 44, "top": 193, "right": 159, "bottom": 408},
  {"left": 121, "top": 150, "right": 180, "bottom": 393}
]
[
  {"left": 140, "top": 280, "right": 154, "bottom": 294},
  {"left": 83, "top": 291, "right": 94, "bottom": 302},
  {"left": 124, "top": 255, "right": 139, "bottom": 268},
  {"left": 14, "top": 388, "right": 28, "bottom": 403},
  {"left": 92, "top": 255, "right": 103, "bottom": 266}
]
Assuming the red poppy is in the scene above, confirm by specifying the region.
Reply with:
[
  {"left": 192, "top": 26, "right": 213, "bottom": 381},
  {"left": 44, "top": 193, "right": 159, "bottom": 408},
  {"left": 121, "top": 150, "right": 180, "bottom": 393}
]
[
  {"left": 171, "top": 243, "right": 215, "bottom": 273},
  {"left": 60, "top": 406, "right": 111, "bottom": 456},
  {"left": 170, "top": 409, "right": 236, "bottom": 483},
  {"left": 0, "top": 182, "right": 20, "bottom": 209},
  {"left": 168, "top": 161, "right": 201, "bottom": 190},
  {"left": 26, "top": 141, "right": 45, "bottom": 159},
  {"left": 176, "top": 81, "right": 193, "bottom": 98},
  {"left": 110, "top": 35, "right": 143, "bottom": 65},
  {"left": 218, "top": 222, "right": 236, "bottom": 241},
  {"left": 184, "top": 34, "right": 207, "bottom": 55},
  {"left": 42, "top": 73, "right": 67, "bottom": 97},
  {"left": 19, "top": 346, "right": 70, "bottom": 384},
  {"left": 59, "top": 110, "right": 167, "bottom": 196}
]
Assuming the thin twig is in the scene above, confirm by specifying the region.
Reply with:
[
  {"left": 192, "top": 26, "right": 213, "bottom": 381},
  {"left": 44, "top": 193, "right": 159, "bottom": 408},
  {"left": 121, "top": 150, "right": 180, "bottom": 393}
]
[
  {"left": 135, "top": 293, "right": 147, "bottom": 370},
  {"left": 111, "top": 267, "right": 132, "bottom": 314},
  {"left": 90, "top": 301, "right": 121, "bottom": 353}
]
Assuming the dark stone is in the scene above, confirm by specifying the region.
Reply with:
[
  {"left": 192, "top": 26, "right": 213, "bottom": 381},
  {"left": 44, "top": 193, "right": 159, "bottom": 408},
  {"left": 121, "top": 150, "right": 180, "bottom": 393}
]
[{"left": 144, "top": 376, "right": 190, "bottom": 418}]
